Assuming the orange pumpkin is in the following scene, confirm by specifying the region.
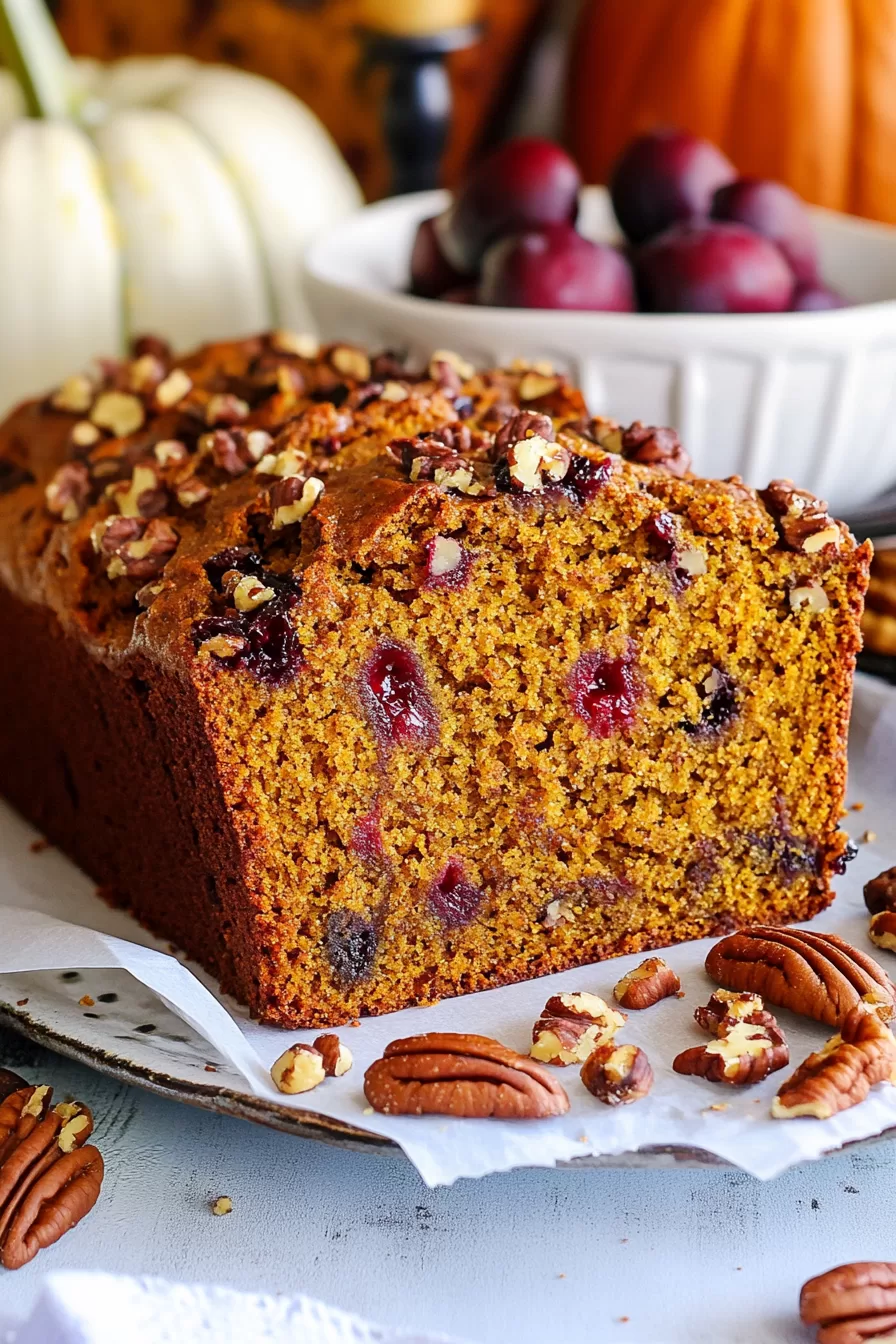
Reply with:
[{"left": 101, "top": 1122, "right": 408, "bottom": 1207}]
[{"left": 566, "top": 0, "right": 896, "bottom": 224}]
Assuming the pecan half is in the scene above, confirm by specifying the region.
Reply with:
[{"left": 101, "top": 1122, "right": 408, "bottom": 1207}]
[
  {"left": 620, "top": 422, "right": 691, "bottom": 476},
  {"left": 694, "top": 989, "right": 780, "bottom": 1037},
  {"left": 0, "top": 1091, "right": 102, "bottom": 1269},
  {"left": 364, "top": 1033, "right": 569, "bottom": 1119},
  {"left": 530, "top": 992, "right": 626, "bottom": 1066},
  {"left": 760, "top": 479, "right": 841, "bottom": 554},
  {"left": 674, "top": 1018, "right": 789, "bottom": 1086},
  {"left": 865, "top": 868, "right": 896, "bottom": 916},
  {"left": 581, "top": 1044, "right": 653, "bottom": 1105},
  {"left": 772, "top": 1006, "right": 896, "bottom": 1120},
  {"left": 705, "top": 927, "right": 896, "bottom": 1027},
  {"left": 614, "top": 957, "right": 681, "bottom": 1010},
  {"left": 801, "top": 1262, "right": 896, "bottom": 1344}
]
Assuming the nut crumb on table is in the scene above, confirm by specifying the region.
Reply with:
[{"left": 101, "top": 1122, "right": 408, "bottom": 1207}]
[{"left": 210, "top": 1196, "right": 233, "bottom": 1216}]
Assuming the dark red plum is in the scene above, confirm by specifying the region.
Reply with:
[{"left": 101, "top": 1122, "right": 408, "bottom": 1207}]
[
  {"left": 711, "top": 178, "right": 818, "bottom": 284},
  {"left": 791, "top": 282, "right": 846, "bottom": 311},
  {"left": 435, "top": 137, "right": 581, "bottom": 272},
  {"left": 635, "top": 221, "right": 794, "bottom": 313},
  {"left": 610, "top": 130, "right": 736, "bottom": 245},
  {"left": 409, "top": 215, "right": 471, "bottom": 299},
  {"left": 478, "top": 224, "right": 635, "bottom": 311}
]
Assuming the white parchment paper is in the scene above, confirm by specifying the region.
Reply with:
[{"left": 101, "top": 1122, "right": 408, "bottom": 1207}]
[{"left": 1, "top": 673, "right": 895, "bottom": 1187}]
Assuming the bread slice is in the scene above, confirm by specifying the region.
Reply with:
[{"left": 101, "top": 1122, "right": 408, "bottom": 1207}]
[{"left": 0, "top": 337, "right": 869, "bottom": 1026}]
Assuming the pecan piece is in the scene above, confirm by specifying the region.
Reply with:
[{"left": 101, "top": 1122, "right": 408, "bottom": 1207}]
[
  {"left": 614, "top": 957, "right": 681, "bottom": 1010},
  {"left": 620, "top": 422, "right": 691, "bottom": 476},
  {"left": 530, "top": 992, "right": 626, "bottom": 1066},
  {"left": 760, "top": 479, "right": 841, "bottom": 554},
  {"left": 705, "top": 927, "right": 896, "bottom": 1027},
  {"left": 870, "top": 911, "right": 896, "bottom": 954},
  {"left": 270, "top": 1043, "right": 325, "bottom": 1095},
  {"left": 93, "top": 515, "right": 179, "bottom": 581},
  {"left": 45, "top": 462, "right": 91, "bottom": 522},
  {"left": 694, "top": 989, "right": 779, "bottom": 1037},
  {"left": 0, "top": 1093, "right": 102, "bottom": 1270},
  {"left": 801, "top": 1262, "right": 896, "bottom": 1344},
  {"left": 581, "top": 1044, "right": 653, "bottom": 1105},
  {"left": 772, "top": 1006, "right": 896, "bottom": 1120},
  {"left": 865, "top": 867, "right": 896, "bottom": 916},
  {"left": 364, "top": 1033, "right": 569, "bottom": 1119},
  {"left": 674, "top": 1018, "right": 789, "bottom": 1086},
  {"left": 313, "top": 1034, "right": 353, "bottom": 1078},
  {"left": 492, "top": 412, "right": 570, "bottom": 493}
]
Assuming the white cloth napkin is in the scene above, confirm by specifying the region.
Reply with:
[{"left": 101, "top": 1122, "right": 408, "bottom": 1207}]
[{"left": 10, "top": 1272, "right": 469, "bottom": 1344}]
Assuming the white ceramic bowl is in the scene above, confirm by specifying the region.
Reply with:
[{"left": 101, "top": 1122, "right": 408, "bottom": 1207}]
[{"left": 304, "top": 187, "right": 896, "bottom": 515}]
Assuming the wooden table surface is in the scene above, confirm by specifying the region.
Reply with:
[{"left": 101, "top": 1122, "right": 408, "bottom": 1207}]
[{"left": 1, "top": 1026, "right": 894, "bottom": 1343}]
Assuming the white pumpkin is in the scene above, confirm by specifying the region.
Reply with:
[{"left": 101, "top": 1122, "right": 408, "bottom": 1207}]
[{"left": 0, "top": 0, "right": 362, "bottom": 413}]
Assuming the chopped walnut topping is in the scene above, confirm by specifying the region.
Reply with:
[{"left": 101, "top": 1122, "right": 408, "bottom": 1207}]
[
  {"left": 108, "top": 463, "right": 168, "bottom": 519},
  {"left": 255, "top": 444, "right": 309, "bottom": 479},
  {"left": 232, "top": 574, "right": 276, "bottom": 612},
  {"left": 330, "top": 346, "right": 371, "bottom": 381},
  {"left": 761, "top": 479, "right": 841, "bottom": 554},
  {"left": 270, "top": 475, "right": 324, "bottom": 530},
  {"left": 45, "top": 462, "right": 91, "bottom": 522},
  {"left": 431, "top": 464, "right": 483, "bottom": 496},
  {"left": 621, "top": 422, "right": 690, "bottom": 476},
  {"left": 429, "top": 349, "right": 474, "bottom": 382},
  {"left": 154, "top": 368, "right": 192, "bottom": 409},
  {"left": 270, "top": 329, "right": 320, "bottom": 359},
  {"left": 789, "top": 581, "right": 830, "bottom": 614},
  {"left": 206, "top": 393, "right": 250, "bottom": 427},
  {"left": 380, "top": 381, "right": 409, "bottom": 403},
  {"left": 153, "top": 439, "right": 189, "bottom": 467},
  {"left": 128, "top": 353, "right": 166, "bottom": 394},
  {"left": 494, "top": 412, "right": 569, "bottom": 492},
  {"left": 71, "top": 420, "right": 101, "bottom": 449},
  {"left": 519, "top": 371, "right": 560, "bottom": 401},
  {"left": 52, "top": 373, "right": 95, "bottom": 414},
  {"left": 93, "top": 515, "right": 178, "bottom": 579},
  {"left": 510, "top": 357, "right": 555, "bottom": 376},
  {"left": 90, "top": 391, "right": 145, "bottom": 438},
  {"left": 175, "top": 477, "right": 212, "bottom": 508},
  {"left": 136, "top": 581, "right": 165, "bottom": 608}
]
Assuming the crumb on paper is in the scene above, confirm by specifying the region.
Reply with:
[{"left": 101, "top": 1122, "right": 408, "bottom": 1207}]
[
  {"left": 557, "top": 1273, "right": 566, "bottom": 1280},
  {"left": 16, "top": 998, "right": 28, "bottom": 1007},
  {"left": 349, "top": 1018, "right": 361, "bottom": 1028},
  {"left": 204, "top": 1064, "right": 217, "bottom": 1073},
  {"left": 363, "top": 1106, "right": 374, "bottom": 1116},
  {"left": 79, "top": 995, "right": 95, "bottom": 1007},
  {"left": 577, "top": 1134, "right": 589, "bottom": 1143},
  {"left": 851, "top": 801, "right": 865, "bottom": 811},
  {"left": 618, "top": 1317, "right": 630, "bottom": 1324},
  {"left": 211, "top": 1196, "right": 233, "bottom": 1216},
  {"left": 29, "top": 837, "right": 51, "bottom": 853},
  {"left": 703, "top": 1102, "right": 730, "bottom": 1113},
  {"left": 620, "top": 1238, "right": 628, "bottom": 1244},
  {"left": 862, "top": 830, "right": 878, "bottom": 844}
]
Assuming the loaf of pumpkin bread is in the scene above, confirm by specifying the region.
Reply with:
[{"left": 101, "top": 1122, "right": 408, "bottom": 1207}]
[{"left": 0, "top": 334, "right": 870, "bottom": 1026}]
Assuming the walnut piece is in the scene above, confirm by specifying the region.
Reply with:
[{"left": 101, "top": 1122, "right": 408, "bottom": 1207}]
[
  {"left": 269, "top": 475, "right": 324, "bottom": 530},
  {"left": 674, "top": 1018, "right": 789, "bottom": 1086},
  {"left": 865, "top": 867, "right": 896, "bottom": 916},
  {"left": 313, "top": 1034, "right": 353, "bottom": 1078},
  {"left": 154, "top": 368, "right": 192, "bottom": 409},
  {"left": 581, "top": 1044, "right": 653, "bottom": 1105},
  {"left": 773, "top": 1006, "right": 896, "bottom": 1120},
  {"left": 620, "top": 422, "right": 690, "bottom": 476},
  {"left": 270, "top": 329, "right": 319, "bottom": 359},
  {"left": 694, "top": 989, "right": 780, "bottom": 1037},
  {"left": 801, "top": 1261, "right": 896, "bottom": 1344},
  {"left": 45, "top": 462, "right": 91, "bottom": 522},
  {"left": 0, "top": 1086, "right": 104, "bottom": 1270},
  {"left": 493, "top": 411, "right": 570, "bottom": 492},
  {"left": 530, "top": 992, "right": 626, "bottom": 1066},
  {"left": 518, "top": 371, "right": 560, "bottom": 401},
  {"left": 90, "top": 390, "right": 145, "bottom": 438},
  {"left": 705, "top": 926, "right": 896, "bottom": 1027},
  {"left": 613, "top": 957, "right": 681, "bottom": 1010},
  {"left": 429, "top": 349, "right": 474, "bottom": 383},
  {"left": 364, "top": 1033, "right": 569, "bottom": 1119},
  {"left": 51, "top": 374, "right": 94, "bottom": 414},
  {"left": 270, "top": 1043, "right": 326, "bottom": 1095},
  {"left": 211, "top": 1196, "right": 233, "bottom": 1216},
  {"left": 330, "top": 345, "right": 371, "bottom": 382}
]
